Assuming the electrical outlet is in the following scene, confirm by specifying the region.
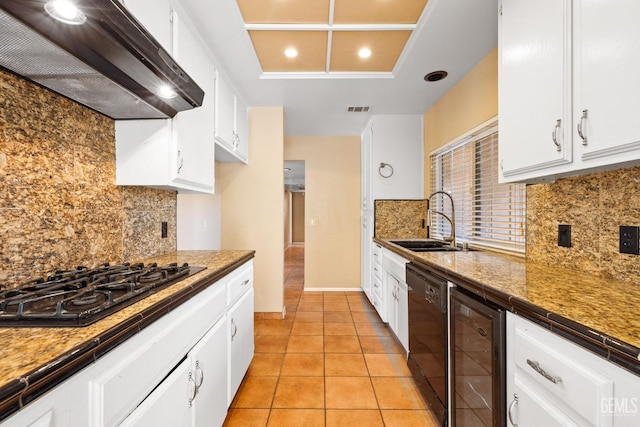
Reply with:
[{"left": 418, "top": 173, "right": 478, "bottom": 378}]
[
  {"left": 619, "top": 225, "right": 639, "bottom": 255},
  {"left": 558, "top": 224, "right": 571, "bottom": 247},
  {"left": 161, "top": 221, "right": 168, "bottom": 239}
]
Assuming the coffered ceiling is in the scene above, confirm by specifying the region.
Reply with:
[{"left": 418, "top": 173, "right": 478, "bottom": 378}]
[
  {"left": 178, "top": 0, "right": 498, "bottom": 136},
  {"left": 236, "top": 0, "right": 426, "bottom": 75}
]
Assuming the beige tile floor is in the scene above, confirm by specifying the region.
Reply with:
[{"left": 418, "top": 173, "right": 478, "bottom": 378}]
[{"left": 223, "top": 245, "right": 439, "bottom": 426}]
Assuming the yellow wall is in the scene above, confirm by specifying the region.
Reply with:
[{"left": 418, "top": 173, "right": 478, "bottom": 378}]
[
  {"left": 424, "top": 47, "right": 498, "bottom": 194},
  {"left": 284, "top": 189, "right": 291, "bottom": 248},
  {"left": 284, "top": 136, "right": 361, "bottom": 290},
  {"left": 220, "top": 107, "right": 285, "bottom": 313},
  {"left": 292, "top": 192, "right": 305, "bottom": 243}
]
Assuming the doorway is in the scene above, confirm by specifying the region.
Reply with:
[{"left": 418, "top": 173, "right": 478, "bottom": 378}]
[{"left": 284, "top": 161, "right": 305, "bottom": 297}]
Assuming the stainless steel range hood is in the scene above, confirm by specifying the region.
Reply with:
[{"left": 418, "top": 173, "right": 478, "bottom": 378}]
[{"left": 0, "top": 0, "right": 204, "bottom": 119}]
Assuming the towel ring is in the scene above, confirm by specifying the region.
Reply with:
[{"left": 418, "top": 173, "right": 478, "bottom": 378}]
[{"left": 378, "top": 162, "right": 394, "bottom": 178}]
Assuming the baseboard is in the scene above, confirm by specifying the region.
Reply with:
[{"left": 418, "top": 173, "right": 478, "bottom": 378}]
[{"left": 303, "top": 287, "right": 363, "bottom": 292}]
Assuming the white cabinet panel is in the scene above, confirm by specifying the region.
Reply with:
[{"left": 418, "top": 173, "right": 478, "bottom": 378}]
[
  {"left": 190, "top": 318, "right": 228, "bottom": 427},
  {"left": 214, "top": 72, "right": 249, "bottom": 164},
  {"left": 120, "top": 358, "right": 192, "bottom": 427},
  {"left": 227, "top": 288, "right": 254, "bottom": 405},
  {"left": 120, "top": 0, "right": 172, "bottom": 54},
  {"left": 499, "top": 0, "right": 572, "bottom": 180},
  {"left": 171, "top": 11, "right": 215, "bottom": 193},
  {"left": 574, "top": 0, "right": 640, "bottom": 164}
]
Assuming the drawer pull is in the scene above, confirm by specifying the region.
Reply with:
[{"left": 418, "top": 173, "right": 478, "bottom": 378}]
[
  {"left": 508, "top": 393, "right": 518, "bottom": 426},
  {"left": 526, "top": 359, "right": 562, "bottom": 384},
  {"left": 241, "top": 279, "right": 250, "bottom": 286}
]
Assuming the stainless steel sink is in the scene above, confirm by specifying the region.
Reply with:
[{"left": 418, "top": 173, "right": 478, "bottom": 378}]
[{"left": 389, "top": 239, "right": 470, "bottom": 252}]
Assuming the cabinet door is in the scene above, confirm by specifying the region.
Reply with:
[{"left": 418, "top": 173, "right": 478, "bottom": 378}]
[
  {"left": 120, "top": 0, "right": 172, "bottom": 54},
  {"left": 498, "top": 0, "right": 573, "bottom": 182},
  {"left": 574, "top": 0, "right": 640, "bottom": 164},
  {"left": 507, "top": 376, "right": 582, "bottom": 427},
  {"left": 190, "top": 317, "right": 228, "bottom": 427},
  {"left": 397, "top": 282, "right": 408, "bottom": 353},
  {"left": 227, "top": 288, "right": 254, "bottom": 405},
  {"left": 386, "top": 273, "right": 399, "bottom": 333},
  {"left": 171, "top": 12, "right": 215, "bottom": 193},
  {"left": 214, "top": 72, "right": 236, "bottom": 151},
  {"left": 234, "top": 95, "right": 249, "bottom": 162},
  {"left": 119, "top": 358, "right": 192, "bottom": 427}
]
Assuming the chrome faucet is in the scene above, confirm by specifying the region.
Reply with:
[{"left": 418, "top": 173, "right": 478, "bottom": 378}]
[{"left": 427, "top": 191, "right": 456, "bottom": 248}]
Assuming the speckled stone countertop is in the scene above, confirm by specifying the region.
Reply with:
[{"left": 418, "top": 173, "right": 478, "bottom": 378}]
[
  {"left": 375, "top": 238, "right": 640, "bottom": 375},
  {"left": 0, "top": 250, "right": 254, "bottom": 420}
]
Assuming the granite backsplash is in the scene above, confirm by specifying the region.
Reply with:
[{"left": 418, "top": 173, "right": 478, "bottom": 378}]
[
  {"left": 0, "top": 70, "right": 176, "bottom": 287},
  {"left": 374, "top": 199, "right": 427, "bottom": 239},
  {"left": 527, "top": 165, "right": 640, "bottom": 284}
]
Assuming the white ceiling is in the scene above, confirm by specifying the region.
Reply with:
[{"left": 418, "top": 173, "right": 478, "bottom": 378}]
[{"left": 178, "top": 0, "right": 498, "bottom": 137}]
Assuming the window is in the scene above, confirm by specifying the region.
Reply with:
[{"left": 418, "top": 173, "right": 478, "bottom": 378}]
[{"left": 429, "top": 118, "right": 526, "bottom": 254}]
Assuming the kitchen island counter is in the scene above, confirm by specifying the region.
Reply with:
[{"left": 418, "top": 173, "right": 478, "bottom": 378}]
[
  {"left": 0, "top": 250, "right": 254, "bottom": 421},
  {"left": 375, "top": 238, "right": 640, "bottom": 375}
]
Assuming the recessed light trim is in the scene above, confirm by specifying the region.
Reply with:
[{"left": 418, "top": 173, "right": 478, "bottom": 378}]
[
  {"left": 44, "top": 0, "right": 87, "bottom": 25},
  {"left": 284, "top": 48, "right": 298, "bottom": 58},
  {"left": 284, "top": 167, "right": 292, "bottom": 172},
  {"left": 358, "top": 48, "right": 372, "bottom": 59},
  {"left": 424, "top": 70, "right": 448, "bottom": 82}
]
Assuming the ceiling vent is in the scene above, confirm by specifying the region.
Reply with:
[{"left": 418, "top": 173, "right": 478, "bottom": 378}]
[{"left": 346, "top": 106, "right": 371, "bottom": 113}]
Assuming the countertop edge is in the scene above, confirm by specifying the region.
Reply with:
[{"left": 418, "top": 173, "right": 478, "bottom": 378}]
[
  {"left": 0, "top": 251, "right": 255, "bottom": 422},
  {"left": 374, "top": 238, "right": 640, "bottom": 376}
]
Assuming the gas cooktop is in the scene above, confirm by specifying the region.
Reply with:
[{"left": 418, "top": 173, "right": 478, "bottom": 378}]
[{"left": 0, "top": 262, "right": 206, "bottom": 327}]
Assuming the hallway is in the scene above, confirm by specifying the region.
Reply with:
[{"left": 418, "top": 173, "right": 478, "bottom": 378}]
[{"left": 223, "top": 245, "right": 438, "bottom": 426}]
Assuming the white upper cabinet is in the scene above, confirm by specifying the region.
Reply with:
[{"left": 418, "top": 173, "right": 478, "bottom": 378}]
[
  {"left": 170, "top": 11, "right": 215, "bottom": 192},
  {"left": 214, "top": 71, "right": 249, "bottom": 163},
  {"left": 498, "top": 0, "right": 572, "bottom": 181},
  {"left": 115, "top": 6, "right": 215, "bottom": 194},
  {"left": 499, "top": 0, "right": 640, "bottom": 183},
  {"left": 119, "top": 0, "right": 172, "bottom": 54},
  {"left": 574, "top": 0, "right": 640, "bottom": 165}
]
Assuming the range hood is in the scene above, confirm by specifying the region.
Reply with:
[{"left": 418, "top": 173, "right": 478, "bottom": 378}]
[{"left": 0, "top": 0, "right": 204, "bottom": 119}]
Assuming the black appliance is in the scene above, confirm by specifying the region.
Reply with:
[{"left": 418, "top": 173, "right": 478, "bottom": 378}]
[
  {"left": 406, "top": 263, "right": 448, "bottom": 425},
  {"left": 449, "top": 287, "right": 505, "bottom": 427},
  {"left": 0, "top": 0, "right": 204, "bottom": 119},
  {"left": 0, "top": 262, "right": 204, "bottom": 327}
]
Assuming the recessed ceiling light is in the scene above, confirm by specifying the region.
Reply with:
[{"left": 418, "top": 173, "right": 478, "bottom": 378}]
[
  {"left": 358, "top": 48, "right": 372, "bottom": 59},
  {"left": 44, "top": 0, "right": 87, "bottom": 25},
  {"left": 284, "top": 48, "right": 298, "bottom": 58},
  {"left": 424, "top": 70, "right": 448, "bottom": 82},
  {"left": 157, "top": 84, "right": 177, "bottom": 99},
  {"left": 284, "top": 167, "right": 291, "bottom": 172}
]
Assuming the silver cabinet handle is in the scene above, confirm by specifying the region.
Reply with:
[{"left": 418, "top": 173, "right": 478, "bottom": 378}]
[
  {"left": 177, "top": 151, "right": 184, "bottom": 174},
  {"left": 241, "top": 279, "right": 250, "bottom": 286},
  {"left": 188, "top": 371, "right": 197, "bottom": 407},
  {"left": 577, "top": 109, "right": 588, "bottom": 145},
  {"left": 552, "top": 119, "right": 562, "bottom": 151},
  {"left": 526, "top": 359, "right": 562, "bottom": 384},
  {"left": 508, "top": 393, "right": 518, "bottom": 426},
  {"left": 194, "top": 360, "right": 204, "bottom": 390},
  {"left": 231, "top": 318, "right": 238, "bottom": 341}
]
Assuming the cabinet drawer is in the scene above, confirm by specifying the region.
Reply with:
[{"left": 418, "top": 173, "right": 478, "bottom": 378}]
[
  {"left": 372, "top": 262, "right": 382, "bottom": 281},
  {"left": 372, "top": 276, "right": 383, "bottom": 300},
  {"left": 227, "top": 262, "right": 253, "bottom": 306},
  {"left": 513, "top": 322, "right": 613, "bottom": 425},
  {"left": 372, "top": 244, "right": 382, "bottom": 261}
]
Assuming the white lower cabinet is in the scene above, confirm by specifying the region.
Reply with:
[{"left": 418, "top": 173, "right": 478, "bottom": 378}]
[
  {"left": 507, "top": 312, "right": 640, "bottom": 426},
  {"left": 365, "top": 244, "right": 409, "bottom": 353},
  {"left": 0, "top": 261, "right": 253, "bottom": 427},
  {"left": 382, "top": 248, "right": 409, "bottom": 353},
  {"left": 227, "top": 288, "right": 255, "bottom": 405}
]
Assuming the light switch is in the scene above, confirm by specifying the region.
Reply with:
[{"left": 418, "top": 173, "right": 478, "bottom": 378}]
[{"left": 310, "top": 218, "right": 319, "bottom": 226}]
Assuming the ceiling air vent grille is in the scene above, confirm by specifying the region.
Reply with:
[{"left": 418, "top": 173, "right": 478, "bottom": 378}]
[{"left": 346, "top": 106, "right": 370, "bottom": 112}]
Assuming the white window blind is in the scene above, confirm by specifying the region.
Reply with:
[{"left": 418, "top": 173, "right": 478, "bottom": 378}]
[{"left": 429, "top": 119, "right": 526, "bottom": 254}]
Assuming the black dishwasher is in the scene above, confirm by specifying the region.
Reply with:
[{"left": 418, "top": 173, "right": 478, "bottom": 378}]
[
  {"left": 449, "top": 286, "right": 505, "bottom": 427},
  {"left": 406, "top": 263, "right": 448, "bottom": 426}
]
